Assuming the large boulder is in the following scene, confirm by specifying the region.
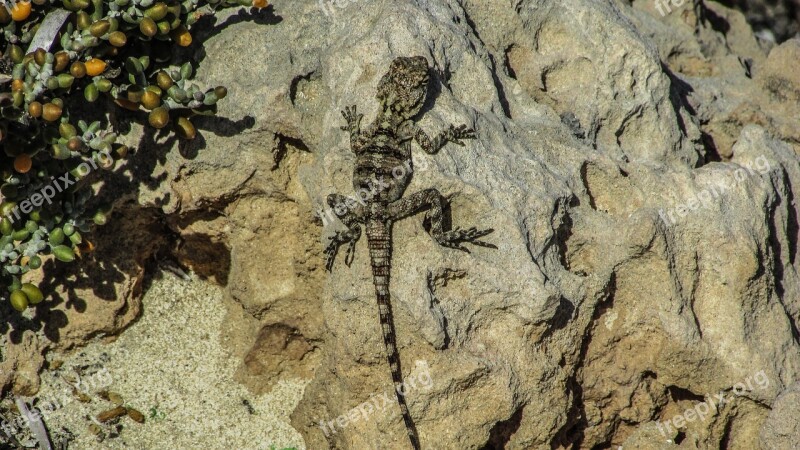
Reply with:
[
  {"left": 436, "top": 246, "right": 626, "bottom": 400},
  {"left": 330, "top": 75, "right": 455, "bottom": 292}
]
[
  {"left": 160, "top": 1, "right": 800, "bottom": 448},
  {"left": 7, "top": 1, "right": 798, "bottom": 449}
]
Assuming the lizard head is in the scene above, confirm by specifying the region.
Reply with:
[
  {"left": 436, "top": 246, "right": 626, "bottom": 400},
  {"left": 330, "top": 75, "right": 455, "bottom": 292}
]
[{"left": 376, "top": 56, "right": 430, "bottom": 120}]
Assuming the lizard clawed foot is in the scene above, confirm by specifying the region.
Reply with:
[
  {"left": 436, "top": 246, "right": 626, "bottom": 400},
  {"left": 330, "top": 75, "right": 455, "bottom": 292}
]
[
  {"left": 324, "top": 240, "right": 339, "bottom": 272},
  {"left": 325, "top": 229, "right": 360, "bottom": 271},
  {"left": 435, "top": 227, "right": 495, "bottom": 252},
  {"left": 344, "top": 239, "right": 357, "bottom": 267},
  {"left": 445, "top": 124, "right": 477, "bottom": 146},
  {"left": 340, "top": 105, "right": 363, "bottom": 133}
]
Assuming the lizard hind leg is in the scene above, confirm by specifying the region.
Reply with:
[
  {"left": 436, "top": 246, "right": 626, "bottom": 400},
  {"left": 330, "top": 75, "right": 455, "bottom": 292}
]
[
  {"left": 387, "top": 188, "right": 495, "bottom": 252},
  {"left": 324, "top": 194, "right": 365, "bottom": 271}
]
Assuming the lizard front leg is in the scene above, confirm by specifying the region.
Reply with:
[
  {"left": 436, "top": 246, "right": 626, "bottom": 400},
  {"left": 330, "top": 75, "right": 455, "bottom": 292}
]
[
  {"left": 324, "top": 193, "right": 365, "bottom": 271},
  {"left": 388, "top": 188, "right": 494, "bottom": 251},
  {"left": 340, "top": 105, "right": 364, "bottom": 148},
  {"left": 413, "top": 123, "right": 476, "bottom": 154}
]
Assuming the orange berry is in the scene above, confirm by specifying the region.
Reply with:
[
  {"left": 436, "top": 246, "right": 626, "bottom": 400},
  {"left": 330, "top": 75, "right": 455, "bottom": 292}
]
[
  {"left": 70, "top": 61, "right": 86, "bottom": 78},
  {"left": 67, "top": 137, "right": 83, "bottom": 152},
  {"left": 171, "top": 26, "right": 192, "bottom": 47},
  {"left": 41, "top": 102, "right": 62, "bottom": 121},
  {"left": 84, "top": 58, "right": 106, "bottom": 76},
  {"left": 78, "top": 239, "right": 95, "bottom": 255},
  {"left": 54, "top": 51, "right": 70, "bottom": 72},
  {"left": 14, "top": 154, "right": 32, "bottom": 174},
  {"left": 28, "top": 101, "right": 42, "bottom": 118},
  {"left": 252, "top": 0, "right": 268, "bottom": 8},
  {"left": 10, "top": 1, "right": 32, "bottom": 21},
  {"left": 148, "top": 107, "right": 169, "bottom": 128},
  {"left": 140, "top": 90, "right": 161, "bottom": 110},
  {"left": 11, "top": 80, "right": 24, "bottom": 92}
]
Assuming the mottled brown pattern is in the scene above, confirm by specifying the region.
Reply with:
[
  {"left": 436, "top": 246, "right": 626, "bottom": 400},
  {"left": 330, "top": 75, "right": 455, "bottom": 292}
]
[{"left": 324, "top": 56, "right": 493, "bottom": 449}]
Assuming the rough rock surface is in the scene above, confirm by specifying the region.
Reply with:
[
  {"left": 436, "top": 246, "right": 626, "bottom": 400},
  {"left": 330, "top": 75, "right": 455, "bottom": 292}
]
[
  {"left": 32, "top": 275, "right": 306, "bottom": 450},
  {"left": 718, "top": 0, "right": 800, "bottom": 42},
  {"left": 0, "top": 207, "right": 165, "bottom": 395},
  {"left": 144, "top": 0, "right": 800, "bottom": 448},
  {"left": 158, "top": 0, "right": 797, "bottom": 448},
  {"left": 4, "top": 0, "right": 800, "bottom": 449},
  {"left": 759, "top": 381, "right": 800, "bottom": 449}
]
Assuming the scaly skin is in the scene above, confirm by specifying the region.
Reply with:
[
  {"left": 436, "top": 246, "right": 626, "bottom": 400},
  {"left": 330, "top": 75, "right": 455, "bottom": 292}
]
[{"left": 325, "top": 56, "right": 493, "bottom": 450}]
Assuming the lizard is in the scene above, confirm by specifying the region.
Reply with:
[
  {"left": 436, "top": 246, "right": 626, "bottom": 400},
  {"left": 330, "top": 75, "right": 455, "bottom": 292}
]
[{"left": 324, "top": 55, "right": 494, "bottom": 450}]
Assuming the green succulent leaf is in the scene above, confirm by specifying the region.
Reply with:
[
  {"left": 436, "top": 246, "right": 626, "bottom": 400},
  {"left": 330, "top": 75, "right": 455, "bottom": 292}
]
[{"left": 0, "top": 0, "right": 248, "bottom": 312}]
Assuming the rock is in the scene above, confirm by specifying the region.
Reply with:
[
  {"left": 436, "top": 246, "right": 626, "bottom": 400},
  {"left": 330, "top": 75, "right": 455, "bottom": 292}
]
[
  {"left": 35, "top": 207, "right": 166, "bottom": 350},
  {"left": 8, "top": 0, "right": 798, "bottom": 448},
  {"left": 757, "top": 38, "right": 800, "bottom": 105},
  {"left": 626, "top": 1, "right": 800, "bottom": 160},
  {"left": 0, "top": 206, "right": 164, "bottom": 395},
  {"left": 715, "top": 0, "right": 800, "bottom": 42},
  {"left": 622, "top": 421, "right": 696, "bottom": 449},
  {"left": 760, "top": 382, "right": 800, "bottom": 449},
  {"left": 0, "top": 330, "right": 45, "bottom": 396},
  {"left": 150, "top": 0, "right": 800, "bottom": 448}
]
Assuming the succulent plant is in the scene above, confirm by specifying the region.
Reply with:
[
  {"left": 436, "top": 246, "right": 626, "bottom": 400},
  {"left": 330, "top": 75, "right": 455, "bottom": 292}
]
[{"left": 0, "top": 0, "right": 267, "bottom": 312}]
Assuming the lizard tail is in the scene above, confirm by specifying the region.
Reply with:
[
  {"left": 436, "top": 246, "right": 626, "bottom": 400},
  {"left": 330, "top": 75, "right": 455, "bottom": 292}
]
[{"left": 367, "top": 219, "right": 421, "bottom": 450}]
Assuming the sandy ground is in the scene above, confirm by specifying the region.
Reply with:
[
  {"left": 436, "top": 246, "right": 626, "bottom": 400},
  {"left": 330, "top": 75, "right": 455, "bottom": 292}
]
[{"left": 31, "top": 272, "right": 308, "bottom": 450}]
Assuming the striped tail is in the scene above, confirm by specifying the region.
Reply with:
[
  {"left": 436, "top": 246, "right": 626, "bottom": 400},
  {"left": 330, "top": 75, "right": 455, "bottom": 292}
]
[{"left": 366, "top": 219, "right": 421, "bottom": 450}]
